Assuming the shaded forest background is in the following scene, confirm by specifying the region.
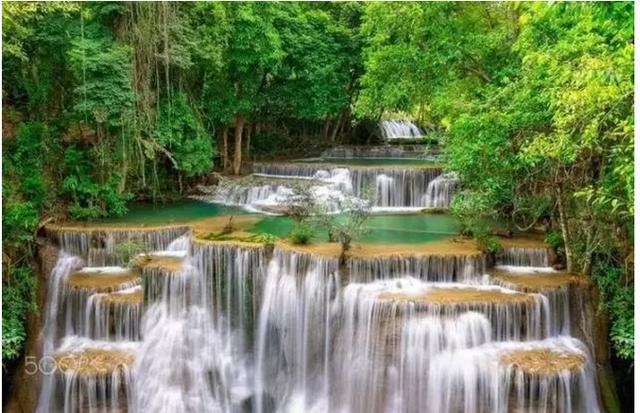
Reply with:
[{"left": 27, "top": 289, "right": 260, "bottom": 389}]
[{"left": 2, "top": 1, "right": 634, "bottom": 406}]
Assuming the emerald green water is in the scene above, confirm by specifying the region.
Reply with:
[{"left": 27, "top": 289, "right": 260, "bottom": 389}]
[
  {"left": 299, "top": 158, "right": 439, "bottom": 167},
  {"left": 100, "top": 199, "right": 247, "bottom": 225},
  {"left": 101, "top": 199, "right": 458, "bottom": 244},
  {"left": 252, "top": 213, "right": 458, "bottom": 244}
]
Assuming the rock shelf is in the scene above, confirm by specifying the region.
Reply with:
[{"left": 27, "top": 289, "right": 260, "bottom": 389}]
[{"left": 68, "top": 268, "right": 141, "bottom": 292}]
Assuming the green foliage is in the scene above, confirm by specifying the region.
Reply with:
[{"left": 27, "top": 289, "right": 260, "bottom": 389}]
[
  {"left": 313, "top": 196, "right": 372, "bottom": 253},
  {"left": 156, "top": 93, "right": 213, "bottom": 177},
  {"left": 115, "top": 240, "right": 149, "bottom": 265},
  {"left": 248, "top": 233, "right": 278, "bottom": 247},
  {"left": 201, "top": 231, "right": 278, "bottom": 246},
  {"left": 288, "top": 222, "right": 315, "bottom": 245},
  {"left": 544, "top": 230, "right": 564, "bottom": 251},
  {"left": 61, "top": 146, "right": 130, "bottom": 219},
  {"left": 2, "top": 265, "right": 37, "bottom": 361},
  {"left": 450, "top": 192, "right": 493, "bottom": 236},
  {"left": 472, "top": 221, "right": 502, "bottom": 255},
  {"left": 360, "top": 4, "right": 633, "bottom": 371},
  {"left": 593, "top": 263, "right": 634, "bottom": 360},
  {"left": 67, "top": 20, "right": 134, "bottom": 128}
]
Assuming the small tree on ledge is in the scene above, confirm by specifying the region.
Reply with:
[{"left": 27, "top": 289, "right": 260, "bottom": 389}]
[{"left": 313, "top": 194, "right": 372, "bottom": 264}]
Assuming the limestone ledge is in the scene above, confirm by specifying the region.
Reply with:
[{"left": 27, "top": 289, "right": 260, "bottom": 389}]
[
  {"left": 500, "top": 348, "right": 586, "bottom": 375},
  {"left": 53, "top": 348, "right": 134, "bottom": 377},
  {"left": 499, "top": 236, "right": 548, "bottom": 249},
  {"left": 489, "top": 270, "right": 588, "bottom": 292},
  {"left": 68, "top": 270, "right": 141, "bottom": 292},
  {"left": 98, "top": 289, "right": 143, "bottom": 305},
  {"left": 44, "top": 222, "right": 190, "bottom": 233},
  {"left": 134, "top": 255, "right": 185, "bottom": 273},
  {"left": 46, "top": 216, "right": 494, "bottom": 264},
  {"left": 254, "top": 161, "right": 444, "bottom": 171},
  {"left": 378, "top": 287, "right": 535, "bottom": 306}
]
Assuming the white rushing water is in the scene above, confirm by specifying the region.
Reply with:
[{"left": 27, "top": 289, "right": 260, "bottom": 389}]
[
  {"left": 210, "top": 164, "right": 453, "bottom": 212},
  {"left": 423, "top": 172, "right": 458, "bottom": 208},
  {"left": 379, "top": 120, "right": 424, "bottom": 141},
  {"left": 37, "top": 223, "right": 602, "bottom": 413}
]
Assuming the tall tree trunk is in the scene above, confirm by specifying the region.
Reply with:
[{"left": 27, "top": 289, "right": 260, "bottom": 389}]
[
  {"left": 221, "top": 126, "right": 229, "bottom": 171},
  {"left": 118, "top": 130, "right": 128, "bottom": 193},
  {"left": 331, "top": 111, "right": 344, "bottom": 142},
  {"left": 556, "top": 187, "right": 574, "bottom": 272},
  {"left": 323, "top": 118, "right": 331, "bottom": 142},
  {"left": 233, "top": 114, "right": 245, "bottom": 175},
  {"left": 245, "top": 123, "right": 252, "bottom": 161},
  {"left": 581, "top": 221, "right": 596, "bottom": 275}
]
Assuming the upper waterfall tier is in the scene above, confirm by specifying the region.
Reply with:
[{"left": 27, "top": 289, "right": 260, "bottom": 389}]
[
  {"left": 248, "top": 162, "right": 454, "bottom": 209},
  {"left": 379, "top": 120, "right": 425, "bottom": 141},
  {"left": 321, "top": 144, "right": 439, "bottom": 160}
]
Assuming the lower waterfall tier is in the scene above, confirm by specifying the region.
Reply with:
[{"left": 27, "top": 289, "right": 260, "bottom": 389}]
[
  {"left": 38, "top": 337, "right": 137, "bottom": 413},
  {"left": 34, "top": 225, "right": 603, "bottom": 413}
]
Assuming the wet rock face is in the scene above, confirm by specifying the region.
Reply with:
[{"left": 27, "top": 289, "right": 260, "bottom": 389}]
[
  {"left": 5, "top": 238, "right": 59, "bottom": 413},
  {"left": 569, "top": 281, "right": 621, "bottom": 413}
]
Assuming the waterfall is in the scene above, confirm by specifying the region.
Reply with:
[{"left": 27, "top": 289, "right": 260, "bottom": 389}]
[
  {"left": 192, "top": 241, "right": 267, "bottom": 355},
  {"left": 46, "top": 226, "right": 190, "bottom": 266},
  {"left": 379, "top": 120, "right": 424, "bottom": 140},
  {"left": 249, "top": 163, "right": 445, "bottom": 208},
  {"left": 492, "top": 276, "right": 572, "bottom": 336},
  {"left": 425, "top": 337, "right": 600, "bottom": 413},
  {"left": 254, "top": 248, "right": 340, "bottom": 413},
  {"left": 347, "top": 253, "right": 485, "bottom": 283},
  {"left": 85, "top": 286, "right": 142, "bottom": 340},
  {"left": 498, "top": 246, "right": 551, "bottom": 267},
  {"left": 36, "top": 224, "right": 602, "bottom": 413},
  {"left": 214, "top": 168, "right": 357, "bottom": 213},
  {"left": 423, "top": 172, "right": 458, "bottom": 208},
  {"left": 41, "top": 253, "right": 85, "bottom": 355},
  {"left": 394, "top": 313, "right": 492, "bottom": 411},
  {"left": 339, "top": 277, "right": 550, "bottom": 342},
  {"left": 321, "top": 145, "right": 438, "bottom": 160},
  {"left": 39, "top": 336, "right": 137, "bottom": 413},
  {"left": 375, "top": 174, "right": 394, "bottom": 207}
]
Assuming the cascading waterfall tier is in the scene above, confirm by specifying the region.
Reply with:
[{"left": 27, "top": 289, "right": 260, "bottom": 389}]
[
  {"left": 45, "top": 225, "right": 190, "bottom": 266},
  {"left": 426, "top": 337, "right": 600, "bottom": 413},
  {"left": 254, "top": 248, "right": 340, "bottom": 413},
  {"left": 38, "top": 336, "right": 137, "bottom": 413},
  {"left": 490, "top": 268, "right": 586, "bottom": 336},
  {"left": 348, "top": 277, "right": 550, "bottom": 342},
  {"left": 321, "top": 145, "right": 438, "bottom": 160},
  {"left": 498, "top": 246, "right": 551, "bottom": 267},
  {"left": 137, "top": 253, "right": 189, "bottom": 308},
  {"left": 329, "top": 276, "right": 546, "bottom": 413},
  {"left": 379, "top": 120, "right": 424, "bottom": 141},
  {"left": 423, "top": 172, "right": 458, "bottom": 208},
  {"left": 252, "top": 162, "right": 444, "bottom": 208},
  {"left": 36, "top": 222, "right": 603, "bottom": 413},
  {"left": 85, "top": 287, "right": 143, "bottom": 341},
  {"left": 192, "top": 240, "right": 267, "bottom": 356},
  {"left": 48, "top": 265, "right": 142, "bottom": 347},
  {"left": 134, "top": 237, "right": 260, "bottom": 413},
  {"left": 347, "top": 251, "right": 485, "bottom": 283}
]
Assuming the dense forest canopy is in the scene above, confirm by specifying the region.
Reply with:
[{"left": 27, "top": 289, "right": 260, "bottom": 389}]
[{"left": 1, "top": 0, "right": 633, "bottom": 400}]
